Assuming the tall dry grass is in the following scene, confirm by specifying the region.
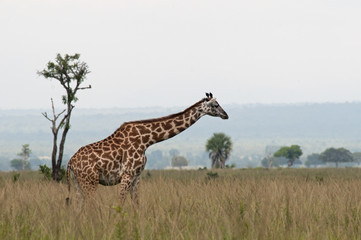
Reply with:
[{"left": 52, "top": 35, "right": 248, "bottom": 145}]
[{"left": 1, "top": 168, "right": 361, "bottom": 239}]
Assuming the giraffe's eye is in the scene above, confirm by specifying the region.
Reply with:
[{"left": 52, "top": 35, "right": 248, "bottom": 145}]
[{"left": 214, "top": 104, "right": 219, "bottom": 108}]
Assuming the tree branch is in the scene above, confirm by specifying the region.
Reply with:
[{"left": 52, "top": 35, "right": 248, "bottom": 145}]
[
  {"left": 78, "top": 85, "right": 92, "bottom": 90},
  {"left": 42, "top": 98, "right": 67, "bottom": 133},
  {"left": 42, "top": 99, "right": 66, "bottom": 121},
  {"left": 41, "top": 112, "right": 52, "bottom": 122}
]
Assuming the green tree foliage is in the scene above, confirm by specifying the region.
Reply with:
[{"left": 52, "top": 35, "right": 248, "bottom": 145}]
[
  {"left": 206, "top": 133, "right": 232, "bottom": 168},
  {"left": 273, "top": 145, "right": 303, "bottom": 167},
  {"left": 10, "top": 144, "right": 32, "bottom": 170},
  {"left": 319, "top": 147, "right": 354, "bottom": 167},
  {"left": 261, "top": 156, "right": 287, "bottom": 168},
  {"left": 261, "top": 156, "right": 302, "bottom": 168},
  {"left": 305, "top": 153, "right": 323, "bottom": 168},
  {"left": 38, "top": 53, "right": 91, "bottom": 181},
  {"left": 352, "top": 152, "right": 361, "bottom": 165},
  {"left": 18, "top": 144, "right": 31, "bottom": 161},
  {"left": 171, "top": 156, "right": 189, "bottom": 168},
  {"left": 10, "top": 159, "right": 31, "bottom": 171}
]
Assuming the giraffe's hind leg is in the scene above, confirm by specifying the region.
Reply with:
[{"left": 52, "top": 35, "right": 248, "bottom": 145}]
[
  {"left": 67, "top": 173, "right": 86, "bottom": 209},
  {"left": 79, "top": 174, "right": 99, "bottom": 198},
  {"left": 74, "top": 176, "right": 86, "bottom": 209},
  {"left": 73, "top": 172, "right": 99, "bottom": 208}
]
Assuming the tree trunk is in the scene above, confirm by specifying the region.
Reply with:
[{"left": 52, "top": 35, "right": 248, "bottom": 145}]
[
  {"left": 267, "top": 154, "right": 273, "bottom": 169},
  {"left": 52, "top": 167, "right": 60, "bottom": 181},
  {"left": 219, "top": 158, "right": 226, "bottom": 168},
  {"left": 51, "top": 133, "right": 58, "bottom": 180},
  {"left": 53, "top": 107, "right": 72, "bottom": 182}
]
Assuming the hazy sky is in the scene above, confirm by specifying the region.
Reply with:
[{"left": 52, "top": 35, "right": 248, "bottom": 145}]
[{"left": 1, "top": 0, "right": 360, "bottom": 109}]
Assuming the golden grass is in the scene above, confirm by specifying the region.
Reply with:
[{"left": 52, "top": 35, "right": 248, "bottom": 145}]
[{"left": 1, "top": 168, "right": 361, "bottom": 239}]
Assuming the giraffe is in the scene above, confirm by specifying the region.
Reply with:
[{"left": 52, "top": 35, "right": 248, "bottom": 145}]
[{"left": 66, "top": 93, "right": 228, "bottom": 205}]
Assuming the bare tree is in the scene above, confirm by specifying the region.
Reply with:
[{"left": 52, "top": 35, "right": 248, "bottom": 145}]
[
  {"left": 264, "top": 145, "right": 280, "bottom": 169},
  {"left": 38, "top": 53, "right": 91, "bottom": 181}
]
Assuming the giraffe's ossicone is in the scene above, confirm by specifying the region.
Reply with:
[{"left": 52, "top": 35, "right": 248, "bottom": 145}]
[{"left": 66, "top": 93, "right": 228, "bottom": 205}]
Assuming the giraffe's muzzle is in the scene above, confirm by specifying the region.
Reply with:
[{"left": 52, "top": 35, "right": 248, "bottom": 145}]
[{"left": 220, "top": 111, "right": 229, "bottom": 119}]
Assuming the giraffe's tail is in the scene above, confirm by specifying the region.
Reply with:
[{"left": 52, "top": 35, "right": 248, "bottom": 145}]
[{"left": 65, "top": 161, "right": 72, "bottom": 206}]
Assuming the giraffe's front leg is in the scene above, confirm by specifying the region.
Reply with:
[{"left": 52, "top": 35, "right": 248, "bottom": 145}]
[
  {"left": 119, "top": 174, "right": 134, "bottom": 204},
  {"left": 130, "top": 157, "right": 146, "bottom": 205},
  {"left": 130, "top": 176, "right": 140, "bottom": 205}
]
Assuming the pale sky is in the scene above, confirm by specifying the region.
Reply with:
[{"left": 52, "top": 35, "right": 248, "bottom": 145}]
[{"left": 1, "top": 0, "right": 360, "bottom": 109}]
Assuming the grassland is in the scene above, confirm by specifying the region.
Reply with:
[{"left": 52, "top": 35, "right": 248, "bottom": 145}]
[{"left": 1, "top": 168, "right": 361, "bottom": 239}]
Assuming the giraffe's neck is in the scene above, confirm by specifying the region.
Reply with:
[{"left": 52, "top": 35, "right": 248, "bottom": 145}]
[
  {"left": 117, "top": 99, "right": 205, "bottom": 149},
  {"left": 148, "top": 104, "right": 203, "bottom": 146}
]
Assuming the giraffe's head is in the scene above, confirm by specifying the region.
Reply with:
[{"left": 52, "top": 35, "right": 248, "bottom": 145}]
[{"left": 200, "top": 92, "right": 229, "bottom": 120}]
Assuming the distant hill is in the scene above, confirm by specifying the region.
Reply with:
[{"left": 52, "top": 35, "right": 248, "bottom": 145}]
[{"left": 1, "top": 102, "right": 361, "bottom": 170}]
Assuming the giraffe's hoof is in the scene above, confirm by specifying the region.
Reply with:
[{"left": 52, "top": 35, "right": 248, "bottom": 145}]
[{"left": 66, "top": 197, "right": 71, "bottom": 206}]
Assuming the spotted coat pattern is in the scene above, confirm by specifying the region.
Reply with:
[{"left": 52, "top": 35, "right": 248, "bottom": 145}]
[{"left": 66, "top": 95, "right": 228, "bottom": 204}]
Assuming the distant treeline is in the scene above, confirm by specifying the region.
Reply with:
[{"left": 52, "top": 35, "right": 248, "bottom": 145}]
[{"left": 1, "top": 102, "right": 361, "bottom": 168}]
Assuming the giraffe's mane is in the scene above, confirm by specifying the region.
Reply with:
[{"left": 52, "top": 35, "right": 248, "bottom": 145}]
[{"left": 123, "top": 98, "right": 206, "bottom": 125}]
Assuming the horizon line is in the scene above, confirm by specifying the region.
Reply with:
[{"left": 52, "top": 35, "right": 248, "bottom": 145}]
[{"left": 1, "top": 100, "right": 361, "bottom": 111}]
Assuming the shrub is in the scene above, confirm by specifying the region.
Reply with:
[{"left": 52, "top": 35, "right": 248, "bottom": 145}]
[
  {"left": 39, "top": 164, "right": 52, "bottom": 180},
  {"left": 12, "top": 172, "right": 20, "bottom": 183},
  {"left": 206, "top": 171, "right": 219, "bottom": 179},
  {"left": 39, "top": 164, "right": 66, "bottom": 181}
]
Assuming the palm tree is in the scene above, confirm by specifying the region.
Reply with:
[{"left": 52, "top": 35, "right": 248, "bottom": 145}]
[{"left": 206, "top": 133, "right": 232, "bottom": 168}]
